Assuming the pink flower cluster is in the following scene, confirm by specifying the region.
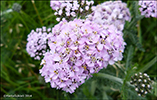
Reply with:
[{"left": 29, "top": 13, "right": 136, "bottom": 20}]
[
  {"left": 26, "top": 26, "right": 51, "bottom": 60},
  {"left": 50, "top": 0, "right": 94, "bottom": 21},
  {"left": 86, "top": 1, "right": 131, "bottom": 31},
  {"left": 39, "top": 19, "right": 126, "bottom": 93},
  {"left": 139, "top": 0, "right": 157, "bottom": 18},
  {"left": 26, "top": 0, "right": 156, "bottom": 94}
]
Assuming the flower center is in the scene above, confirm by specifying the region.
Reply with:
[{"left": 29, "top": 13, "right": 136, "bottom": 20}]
[
  {"left": 54, "top": 70, "right": 58, "bottom": 74},
  {"left": 85, "top": 45, "right": 89, "bottom": 50}
]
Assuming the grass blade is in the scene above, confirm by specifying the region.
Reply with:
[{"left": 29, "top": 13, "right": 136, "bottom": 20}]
[{"left": 138, "top": 56, "right": 157, "bottom": 73}]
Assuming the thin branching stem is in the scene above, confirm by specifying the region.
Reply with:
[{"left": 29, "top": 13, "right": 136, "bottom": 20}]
[{"left": 31, "top": 0, "right": 43, "bottom": 26}]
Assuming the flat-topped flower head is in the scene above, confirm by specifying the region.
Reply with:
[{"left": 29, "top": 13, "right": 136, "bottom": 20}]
[
  {"left": 26, "top": 26, "right": 51, "bottom": 60},
  {"left": 40, "top": 18, "right": 126, "bottom": 93},
  {"left": 139, "top": 0, "right": 157, "bottom": 18},
  {"left": 86, "top": 1, "right": 131, "bottom": 31},
  {"left": 50, "top": 0, "right": 94, "bottom": 22}
]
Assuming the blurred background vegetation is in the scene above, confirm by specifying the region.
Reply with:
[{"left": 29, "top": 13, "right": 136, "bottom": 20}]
[{"left": 1, "top": 0, "right": 157, "bottom": 100}]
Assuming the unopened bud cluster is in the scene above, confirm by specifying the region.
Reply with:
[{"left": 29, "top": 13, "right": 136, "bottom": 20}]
[
  {"left": 130, "top": 72, "right": 153, "bottom": 97},
  {"left": 12, "top": 3, "right": 22, "bottom": 13}
]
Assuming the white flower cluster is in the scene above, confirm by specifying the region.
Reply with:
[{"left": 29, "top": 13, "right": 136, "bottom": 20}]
[
  {"left": 26, "top": 26, "right": 51, "bottom": 60},
  {"left": 139, "top": 0, "right": 157, "bottom": 18},
  {"left": 50, "top": 0, "right": 94, "bottom": 21},
  {"left": 86, "top": 1, "right": 131, "bottom": 31}
]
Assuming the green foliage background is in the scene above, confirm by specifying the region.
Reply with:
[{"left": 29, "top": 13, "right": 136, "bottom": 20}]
[{"left": 1, "top": 0, "right": 157, "bottom": 100}]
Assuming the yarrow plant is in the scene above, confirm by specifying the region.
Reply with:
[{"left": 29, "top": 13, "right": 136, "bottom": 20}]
[
  {"left": 138, "top": 0, "right": 157, "bottom": 18},
  {"left": 50, "top": 0, "right": 94, "bottom": 21},
  {"left": 39, "top": 18, "right": 126, "bottom": 93},
  {"left": 26, "top": 26, "right": 51, "bottom": 60},
  {"left": 86, "top": 1, "right": 131, "bottom": 31},
  {"left": 25, "top": 0, "right": 156, "bottom": 96}
]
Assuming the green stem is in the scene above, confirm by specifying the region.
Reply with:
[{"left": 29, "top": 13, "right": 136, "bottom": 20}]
[
  {"left": 31, "top": 0, "right": 43, "bottom": 26},
  {"left": 137, "top": 20, "right": 142, "bottom": 44},
  {"left": 94, "top": 73, "right": 134, "bottom": 88},
  {"left": 124, "top": 15, "right": 145, "bottom": 37},
  {"left": 95, "top": 73, "right": 123, "bottom": 84}
]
